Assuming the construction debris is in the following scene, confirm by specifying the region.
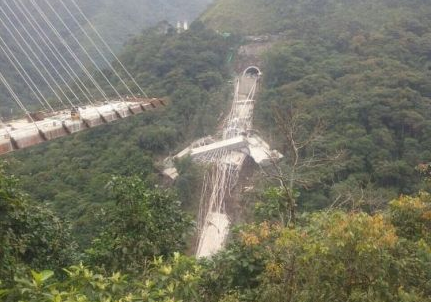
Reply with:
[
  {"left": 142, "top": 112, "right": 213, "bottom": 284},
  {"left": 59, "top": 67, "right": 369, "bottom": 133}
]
[
  {"left": 196, "top": 212, "right": 230, "bottom": 258},
  {"left": 162, "top": 67, "right": 283, "bottom": 258},
  {"left": 162, "top": 167, "right": 179, "bottom": 180},
  {"left": 247, "top": 134, "right": 283, "bottom": 166},
  {"left": 163, "top": 133, "right": 282, "bottom": 181}
]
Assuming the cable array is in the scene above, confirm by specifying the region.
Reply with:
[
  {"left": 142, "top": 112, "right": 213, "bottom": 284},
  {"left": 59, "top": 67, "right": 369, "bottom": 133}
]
[
  {"left": 0, "top": 0, "right": 147, "bottom": 121},
  {"left": 196, "top": 75, "right": 258, "bottom": 257},
  {"left": 14, "top": 0, "right": 95, "bottom": 104},
  {"left": 0, "top": 34, "right": 53, "bottom": 111},
  {"left": 68, "top": 0, "right": 148, "bottom": 98}
]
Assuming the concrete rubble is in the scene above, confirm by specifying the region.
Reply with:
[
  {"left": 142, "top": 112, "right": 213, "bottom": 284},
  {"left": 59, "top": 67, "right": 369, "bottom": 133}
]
[
  {"left": 163, "top": 133, "right": 283, "bottom": 180},
  {"left": 196, "top": 212, "right": 230, "bottom": 258},
  {"left": 163, "top": 66, "right": 283, "bottom": 259}
]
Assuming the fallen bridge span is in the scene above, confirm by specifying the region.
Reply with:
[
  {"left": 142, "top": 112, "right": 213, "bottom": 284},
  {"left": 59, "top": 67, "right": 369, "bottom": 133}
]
[{"left": 164, "top": 66, "right": 282, "bottom": 257}]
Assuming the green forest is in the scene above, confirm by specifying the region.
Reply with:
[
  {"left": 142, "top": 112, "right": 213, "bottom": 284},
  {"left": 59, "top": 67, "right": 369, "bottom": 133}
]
[
  {"left": 1, "top": 166, "right": 430, "bottom": 301},
  {"left": 255, "top": 0, "right": 431, "bottom": 209},
  {"left": 1, "top": 0, "right": 431, "bottom": 301}
]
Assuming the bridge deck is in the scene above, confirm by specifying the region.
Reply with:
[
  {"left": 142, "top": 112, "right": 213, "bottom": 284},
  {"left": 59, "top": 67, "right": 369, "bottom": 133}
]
[{"left": 0, "top": 98, "right": 165, "bottom": 155}]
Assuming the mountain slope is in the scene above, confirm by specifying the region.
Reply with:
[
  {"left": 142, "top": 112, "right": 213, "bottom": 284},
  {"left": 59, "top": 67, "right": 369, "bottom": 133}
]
[
  {"left": 204, "top": 0, "right": 431, "bottom": 206},
  {"left": 201, "top": 0, "right": 280, "bottom": 35},
  {"left": 202, "top": 0, "right": 431, "bottom": 36}
]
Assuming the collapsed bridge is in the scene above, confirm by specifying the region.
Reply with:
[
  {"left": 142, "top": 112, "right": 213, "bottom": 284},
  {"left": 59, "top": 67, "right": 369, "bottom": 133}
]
[{"left": 164, "top": 66, "right": 282, "bottom": 257}]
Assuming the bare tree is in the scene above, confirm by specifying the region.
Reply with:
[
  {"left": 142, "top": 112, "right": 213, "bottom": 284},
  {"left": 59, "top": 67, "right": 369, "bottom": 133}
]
[
  {"left": 329, "top": 178, "right": 391, "bottom": 213},
  {"left": 261, "top": 104, "right": 344, "bottom": 227}
]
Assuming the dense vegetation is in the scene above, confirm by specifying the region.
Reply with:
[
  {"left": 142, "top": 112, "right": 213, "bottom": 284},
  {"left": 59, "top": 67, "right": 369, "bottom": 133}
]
[
  {"left": 202, "top": 0, "right": 431, "bottom": 36},
  {"left": 0, "top": 168, "right": 77, "bottom": 282},
  {"left": 1, "top": 169, "right": 430, "bottom": 301}
]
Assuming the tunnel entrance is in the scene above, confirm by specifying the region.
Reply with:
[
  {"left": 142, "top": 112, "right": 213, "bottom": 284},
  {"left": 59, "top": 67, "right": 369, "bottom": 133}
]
[{"left": 243, "top": 66, "right": 261, "bottom": 77}]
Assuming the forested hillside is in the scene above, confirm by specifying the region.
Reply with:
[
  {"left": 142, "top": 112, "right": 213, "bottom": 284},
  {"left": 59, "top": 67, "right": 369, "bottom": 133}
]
[
  {"left": 1, "top": 0, "right": 431, "bottom": 301},
  {"left": 204, "top": 0, "right": 431, "bottom": 208},
  {"left": 202, "top": 0, "right": 431, "bottom": 36}
]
